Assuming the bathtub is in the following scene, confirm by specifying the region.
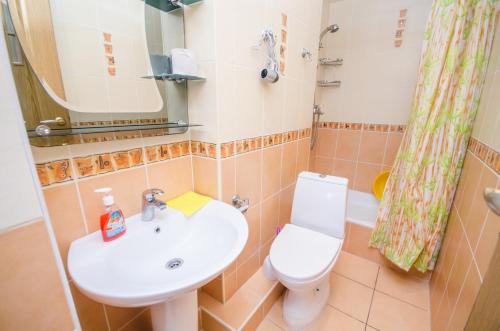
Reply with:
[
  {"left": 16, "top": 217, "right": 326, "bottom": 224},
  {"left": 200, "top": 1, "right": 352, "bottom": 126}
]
[{"left": 346, "top": 190, "right": 379, "bottom": 229}]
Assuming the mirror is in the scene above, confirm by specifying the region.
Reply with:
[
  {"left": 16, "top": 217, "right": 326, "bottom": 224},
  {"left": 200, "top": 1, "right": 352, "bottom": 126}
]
[{"left": 1, "top": 0, "right": 198, "bottom": 146}]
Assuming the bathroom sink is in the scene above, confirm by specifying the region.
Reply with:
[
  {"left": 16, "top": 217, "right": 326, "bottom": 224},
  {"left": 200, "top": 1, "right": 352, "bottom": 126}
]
[{"left": 68, "top": 199, "right": 248, "bottom": 331}]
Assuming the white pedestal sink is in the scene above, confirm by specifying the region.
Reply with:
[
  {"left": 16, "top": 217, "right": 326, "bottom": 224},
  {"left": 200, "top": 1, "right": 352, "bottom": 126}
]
[{"left": 68, "top": 200, "right": 248, "bottom": 331}]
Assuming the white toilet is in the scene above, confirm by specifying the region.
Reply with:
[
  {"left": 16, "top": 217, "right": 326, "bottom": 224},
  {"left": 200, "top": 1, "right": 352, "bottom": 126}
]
[{"left": 263, "top": 172, "right": 347, "bottom": 330}]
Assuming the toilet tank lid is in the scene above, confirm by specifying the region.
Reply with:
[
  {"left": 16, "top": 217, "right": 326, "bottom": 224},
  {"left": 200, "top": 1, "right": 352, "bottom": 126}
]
[{"left": 299, "top": 172, "right": 348, "bottom": 186}]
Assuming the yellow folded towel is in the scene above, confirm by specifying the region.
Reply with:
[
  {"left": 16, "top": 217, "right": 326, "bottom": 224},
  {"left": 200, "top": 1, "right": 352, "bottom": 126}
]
[{"left": 164, "top": 191, "right": 212, "bottom": 217}]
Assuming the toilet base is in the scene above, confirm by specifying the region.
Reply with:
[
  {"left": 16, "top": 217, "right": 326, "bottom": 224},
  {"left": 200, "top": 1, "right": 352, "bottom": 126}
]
[{"left": 283, "top": 277, "right": 330, "bottom": 330}]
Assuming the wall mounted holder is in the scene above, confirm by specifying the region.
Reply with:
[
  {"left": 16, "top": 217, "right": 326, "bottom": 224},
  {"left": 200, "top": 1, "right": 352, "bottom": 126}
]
[
  {"left": 319, "top": 58, "right": 343, "bottom": 66},
  {"left": 146, "top": 0, "right": 203, "bottom": 13},
  {"left": 255, "top": 29, "right": 280, "bottom": 84},
  {"left": 143, "top": 54, "right": 205, "bottom": 82},
  {"left": 484, "top": 188, "right": 500, "bottom": 216},
  {"left": 301, "top": 48, "right": 312, "bottom": 61},
  {"left": 317, "top": 80, "right": 341, "bottom": 87}
]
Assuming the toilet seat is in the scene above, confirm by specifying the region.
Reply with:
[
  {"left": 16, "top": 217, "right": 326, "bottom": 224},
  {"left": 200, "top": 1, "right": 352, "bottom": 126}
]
[{"left": 269, "top": 224, "right": 342, "bottom": 283}]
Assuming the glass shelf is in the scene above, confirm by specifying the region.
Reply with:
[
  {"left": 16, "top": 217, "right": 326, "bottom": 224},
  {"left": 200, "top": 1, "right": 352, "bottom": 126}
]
[
  {"left": 146, "top": 0, "right": 203, "bottom": 13},
  {"left": 27, "top": 122, "right": 202, "bottom": 138},
  {"left": 142, "top": 73, "right": 206, "bottom": 82}
]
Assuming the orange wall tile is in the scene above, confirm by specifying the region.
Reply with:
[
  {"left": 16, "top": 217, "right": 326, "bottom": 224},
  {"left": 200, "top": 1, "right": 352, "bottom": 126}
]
[
  {"left": 311, "top": 125, "right": 404, "bottom": 194},
  {"left": 78, "top": 167, "right": 149, "bottom": 232},
  {"left": 219, "top": 137, "right": 311, "bottom": 302},
  {"left": 44, "top": 183, "right": 87, "bottom": 271},
  {"left": 235, "top": 150, "right": 263, "bottom": 206},
  {"left": 429, "top": 149, "right": 499, "bottom": 331},
  {"left": 0, "top": 221, "right": 74, "bottom": 330},
  {"left": 37, "top": 132, "right": 311, "bottom": 322},
  {"left": 192, "top": 156, "right": 218, "bottom": 199},
  {"left": 147, "top": 156, "right": 194, "bottom": 201},
  {"left": 262, "top": 145, "right": 282, "bottom": 200},
  {"left": 39, "top": 156, "right": 194, "bottom": 330},
  {"left": 220, "top": 157, "right": 236, "bottom": 204}
]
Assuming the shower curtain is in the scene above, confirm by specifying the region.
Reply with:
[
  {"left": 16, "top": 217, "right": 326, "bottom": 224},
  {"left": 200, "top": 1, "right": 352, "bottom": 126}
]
[{"left": 369, "top": 0, "right": 499, "bottom": 272}]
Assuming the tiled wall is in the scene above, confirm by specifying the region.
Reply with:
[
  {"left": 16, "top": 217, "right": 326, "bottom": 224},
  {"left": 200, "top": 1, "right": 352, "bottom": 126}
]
[
  {"left": 0, "top": 18, "right": 77, "bottom": 331},
  {"left": 217, "top": 133, "right": 311, "bottom": 302},
  {"left": 310, "top": 122, "right": 405, "bottom": 193},
  {"left": 429, "top": 22, "right": 500, "bottom": 331},
  {"left": 186, "top": 0, "right": 323, "bottom": 143},
  {"left": 429, "top": 141, "right": 499, "bottom": 330},
  {"left": 317, "top": 0, "right": 432, "bottom": 124},
  {"left": 471, "top": 18, "right": 500, "bottom": 152},
  {"left": 181, "top": 0, "right": 324, "bottom": 304},
  {"left": 0, "top": 220, "right": 75, "bottom": 330},
  {"left": 50, "top": 0, "right": 163, "bottom": 114},
  {"left": 38, "top": 138, "right": 193, "bottom": 331}
]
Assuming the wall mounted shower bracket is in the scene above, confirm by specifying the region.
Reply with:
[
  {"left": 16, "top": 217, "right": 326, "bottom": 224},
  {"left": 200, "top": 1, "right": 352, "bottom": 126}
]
[
  {"left": 301, "top": 48, "right": 313, "bottom": 61},
  {"left": 254, "top": 28, "right": 280, "bottom": 83}
]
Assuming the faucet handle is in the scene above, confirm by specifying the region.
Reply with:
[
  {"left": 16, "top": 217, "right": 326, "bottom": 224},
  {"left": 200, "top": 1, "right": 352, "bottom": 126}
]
[{"left": 143, "top": 188, "right": 164, "bottom": 202}]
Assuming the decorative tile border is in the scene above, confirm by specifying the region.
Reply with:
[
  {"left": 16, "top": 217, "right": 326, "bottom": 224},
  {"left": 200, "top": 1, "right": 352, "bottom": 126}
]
[
  {"left": 468, "top": 138, "right": 500, "bottom": 174},
  {"left": 191, "top": 141, "right": 217, "bottom": 158},
  {"left": 36, "top": 159, "right": 73, "bottom": 187},
  {"left": 220, "top": 142, "right": 235, "bottom": 158},
  {"left": 71, "top": 117, "right": 169, "bottom": 128},
  {"left": 73, "top": 148, "right": 144, "bottom": 178},
  {"left": 394, "top": 9, "right": 407, "bottom": 48},
  {"left": 36, "top": 141, "right": 190, "bottom": 186},
  {"left": 36, "top": 127, "right": 314, "bottom": 186},
  {"left": 318, "top": 122, "right": 406, "bottom": 133},
  {"left": 262, "top": 133, "right": 283, "bottom": 148},
  {"left": 221, "top": 128, "right": 312, "bottom": 158},
  {"left": 279, "top": 13, "right": 287, "bottom": 74},
  {"left": 144, "top": 141, "right": 190, "bottom": 163}
]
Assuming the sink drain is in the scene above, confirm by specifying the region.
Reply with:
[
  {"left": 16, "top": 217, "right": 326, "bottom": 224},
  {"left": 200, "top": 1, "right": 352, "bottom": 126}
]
[{"left": 166, "top": 258, "right": 184, "bottom": 270}]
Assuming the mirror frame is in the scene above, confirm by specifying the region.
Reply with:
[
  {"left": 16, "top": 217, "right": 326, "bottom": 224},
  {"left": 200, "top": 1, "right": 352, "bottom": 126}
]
[{"left": 1, "top": 0, "right": 199, "bottom": 147}]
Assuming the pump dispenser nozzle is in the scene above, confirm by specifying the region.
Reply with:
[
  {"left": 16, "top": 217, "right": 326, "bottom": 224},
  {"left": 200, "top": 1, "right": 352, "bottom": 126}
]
[{"left": 95, "top": 187, "right": 114, "bottom": 206}]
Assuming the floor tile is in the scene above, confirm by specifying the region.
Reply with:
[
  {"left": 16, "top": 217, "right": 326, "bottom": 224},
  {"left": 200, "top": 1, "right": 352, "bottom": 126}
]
[
  {"left": 256, "top": 318, "right": 284, "bottom": 331},
  {"left": 375, "top": 267, "right": 429, "bottom": 310},
  {"left": 368, "top": 292, "right": 430, "bottom": 331},
  {"left": 328, "top": 273, "right": 374, "bottom": 322},
  {"left": 243, "top": 268, "right": 277, "bottom": 297},
  {"left": 333, "top": 251, "right": 380, "bottom": 288},
  {"left": 305, "top": 305, "right": 365, "bottom": 331},
  {"left": 267, "top": 297, "right": 289, "bottom": 330},
  {"left": 266, "top": 298, "right": 365, "bottom": 331},
  {"left": 199, "top": 287, "right": 260, "bottom": 329}
]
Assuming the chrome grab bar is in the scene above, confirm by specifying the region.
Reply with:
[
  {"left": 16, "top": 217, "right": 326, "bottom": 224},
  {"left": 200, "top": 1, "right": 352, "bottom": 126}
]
[{"left": 484, "top": 188, "right": 500, "bottom": 216}]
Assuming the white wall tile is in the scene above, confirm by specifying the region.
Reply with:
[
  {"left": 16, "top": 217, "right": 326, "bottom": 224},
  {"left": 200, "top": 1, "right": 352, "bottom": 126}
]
[{"left": 317, "top": 0, "right": 432, "bottom": 125}]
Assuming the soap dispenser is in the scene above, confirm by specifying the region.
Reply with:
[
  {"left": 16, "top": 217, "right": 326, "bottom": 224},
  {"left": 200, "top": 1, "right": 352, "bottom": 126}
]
[{"left": 94, "top": 188, "right": 126, "bottom": 242}]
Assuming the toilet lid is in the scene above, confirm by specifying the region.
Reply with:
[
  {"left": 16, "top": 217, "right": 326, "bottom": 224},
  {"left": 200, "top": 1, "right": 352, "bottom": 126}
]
[{"left": 270, "top": 224, "right": 342, "bottom": 282}]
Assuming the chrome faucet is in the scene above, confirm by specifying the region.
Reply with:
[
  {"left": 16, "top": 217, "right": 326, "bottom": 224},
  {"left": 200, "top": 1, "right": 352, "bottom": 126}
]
[{"left": 142, "top": 189, "right": 167, "bottom": 221}]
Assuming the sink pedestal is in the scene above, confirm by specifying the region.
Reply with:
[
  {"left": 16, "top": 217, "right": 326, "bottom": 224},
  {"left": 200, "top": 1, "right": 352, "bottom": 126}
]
[{"left": 151, "top": 290, "right": 198, "bottom": 331}]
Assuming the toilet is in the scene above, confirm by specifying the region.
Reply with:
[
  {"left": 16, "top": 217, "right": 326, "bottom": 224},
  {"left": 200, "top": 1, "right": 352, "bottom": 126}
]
[{"left": 263, "top": 172, "right": 347, "bottom": 330}]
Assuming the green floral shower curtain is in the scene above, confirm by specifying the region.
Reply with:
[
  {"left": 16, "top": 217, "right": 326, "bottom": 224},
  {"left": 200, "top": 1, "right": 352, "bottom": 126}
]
[{"left": 369, "top": 0, "right": 499, "bottom": 272}]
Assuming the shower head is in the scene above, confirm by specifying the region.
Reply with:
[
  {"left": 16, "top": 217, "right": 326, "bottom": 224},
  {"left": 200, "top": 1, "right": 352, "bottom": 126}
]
[
  {"left": 328, "top": 24, "right": 340, "bottom": 33},
  {"left": 319, "top": 24, "right": 340, "bottom": 48},
  {"left": 320, "top": 24, "right": 340, "bottom": 39}
]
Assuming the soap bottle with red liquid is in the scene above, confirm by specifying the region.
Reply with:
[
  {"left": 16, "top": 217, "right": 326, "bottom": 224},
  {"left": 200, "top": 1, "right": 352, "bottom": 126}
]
[{"left": 94, "top": 188, "right": 126, "bottom": 242}]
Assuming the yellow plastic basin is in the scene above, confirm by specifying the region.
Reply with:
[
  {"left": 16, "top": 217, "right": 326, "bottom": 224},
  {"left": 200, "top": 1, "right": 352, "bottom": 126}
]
[{"left": 372, "top": 171, "right": 390, "bottom": 201}]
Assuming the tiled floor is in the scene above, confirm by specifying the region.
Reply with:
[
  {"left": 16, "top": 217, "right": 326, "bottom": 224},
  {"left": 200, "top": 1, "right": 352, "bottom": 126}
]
[{"left": 257, "top": 251, "right": 430, "bottom": 331}]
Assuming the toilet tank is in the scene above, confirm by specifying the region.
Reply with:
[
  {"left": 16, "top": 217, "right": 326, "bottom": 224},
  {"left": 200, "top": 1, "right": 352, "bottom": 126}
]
[{"left": 291, "top": 172, "right": 348, "bottom": 239}]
